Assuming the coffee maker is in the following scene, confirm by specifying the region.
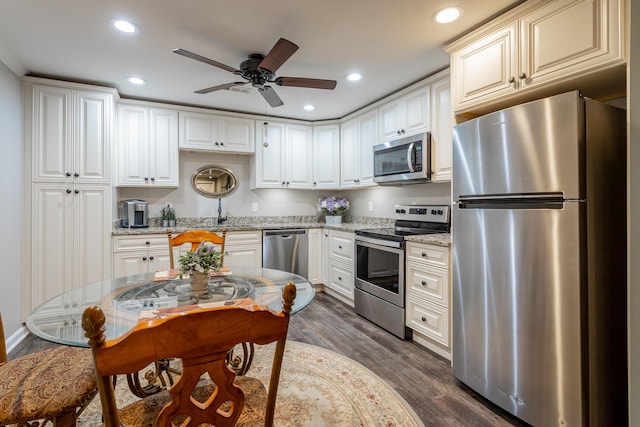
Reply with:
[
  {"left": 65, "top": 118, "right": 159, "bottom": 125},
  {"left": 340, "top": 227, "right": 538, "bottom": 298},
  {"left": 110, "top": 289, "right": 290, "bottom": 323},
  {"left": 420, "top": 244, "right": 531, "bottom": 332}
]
[{"left": 118, "top": 199, "right": 149, "bottom": 228}]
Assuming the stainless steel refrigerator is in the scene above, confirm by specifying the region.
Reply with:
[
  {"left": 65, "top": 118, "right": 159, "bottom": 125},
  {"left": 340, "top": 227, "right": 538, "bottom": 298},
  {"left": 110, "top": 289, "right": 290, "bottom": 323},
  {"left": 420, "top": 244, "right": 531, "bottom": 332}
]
[{"left": 452, "top": 91, "right": 627, "bottom": 426}]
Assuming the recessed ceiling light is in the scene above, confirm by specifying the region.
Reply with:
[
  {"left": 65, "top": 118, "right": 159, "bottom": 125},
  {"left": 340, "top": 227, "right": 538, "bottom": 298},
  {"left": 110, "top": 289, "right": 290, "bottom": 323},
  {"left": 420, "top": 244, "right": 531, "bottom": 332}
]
[
  {"left": 433, "top": 7, "right": 463, "bottom": 24},
  {"left": 127, "top": 77, "right": 146, "bottom": 85},
  {"left": 303, "top": 104, "right": 315, "bottom": 111},
  {"left": 346, "top": 73, "right": 362, "bottom": 82},
  {"left": 112, "top": 19, "right": 139, "bottom": 34}
]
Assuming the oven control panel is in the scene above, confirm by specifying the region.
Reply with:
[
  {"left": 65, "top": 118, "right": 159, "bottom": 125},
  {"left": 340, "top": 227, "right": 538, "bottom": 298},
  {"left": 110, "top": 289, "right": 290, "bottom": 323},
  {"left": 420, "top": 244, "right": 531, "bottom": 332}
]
[{"left": 394, "top": 204, "right": 450, "bottom": 223}]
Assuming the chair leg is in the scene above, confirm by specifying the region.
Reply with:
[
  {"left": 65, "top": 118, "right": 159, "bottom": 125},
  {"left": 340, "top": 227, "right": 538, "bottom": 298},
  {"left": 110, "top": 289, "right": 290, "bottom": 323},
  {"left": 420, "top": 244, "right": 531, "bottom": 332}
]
[{"left": 52, "top": 407, "right": 79, "bottom": 427}]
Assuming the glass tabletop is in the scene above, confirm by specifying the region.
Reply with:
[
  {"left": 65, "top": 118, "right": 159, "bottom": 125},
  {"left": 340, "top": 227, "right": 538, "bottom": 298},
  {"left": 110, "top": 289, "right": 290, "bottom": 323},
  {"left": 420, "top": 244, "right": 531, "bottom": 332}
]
[{"left": 26, "top": 267, "right": 315, "bottom": 347}]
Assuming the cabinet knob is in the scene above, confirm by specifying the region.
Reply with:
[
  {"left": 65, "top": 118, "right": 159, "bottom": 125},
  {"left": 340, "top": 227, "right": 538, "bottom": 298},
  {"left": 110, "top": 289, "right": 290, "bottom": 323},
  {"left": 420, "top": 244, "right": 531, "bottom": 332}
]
[
  {"left": 421, "top": 316, "right": 427, "bottom": 322},
  {"left": 401, "top": 129, "right": 405, "bottom": 134},
  {"left": 396, "top": 130, "right": 402, "bottom": 135},
  {"left": 286, "top": 181, "right": 290, "bottom": 185},
  {"left": 338, "top": 276, "right": 342, "bottom": 281},
  {"left": 66, "top": 172, "right": 71, "bottom": 177},
  {"left": 142, "top": 256, "right": 147, "bottom": 261},
  {"left": 150, "top": 177, "right": 155, "bottom": 181},
  {"left": 74, "top": 189, "right": 79, "bottom": 194},
  {"left": 421, "top": 252, "right": 427, "bottom": 257},
  {"left": 215, "top": 142, "right": 219, "bottom": 146},
  {"left": 66, "top": 189, "right": 72, "bottom": 194},
  {"left": 144, "top": 177, "right": 149, "bottom": 181},
  {"left": 282, "top": 181, "right": 285, "bottom": 185},
  {"left": 519, "top": 73, "right": 527, "bottom": 80},
  {"left": 145, "top": 241, "right": 150, "bottom": 245},
  {"left": 263, "top": 142, "right": 269, "bottom": 147},
  {"left": 149, "top": 256, "right": 154, "bottom": 260},
  {"left": 220, "top": 142, "right": 224, "bottom": 146},
  {"left": 74, "top": 172, "right": 79, "bottom": 177},
  {"left": 338, "top": 245, "right": 342, "bottom": 249},
  {"left": 421, "top": 280, "right": 426, "bottom": 286},
  {"left": 313, "top": 182, "right": 317, "bottom": 186},
  {"left": 508, "top": 76, "right": 516, "bottom": 84}
]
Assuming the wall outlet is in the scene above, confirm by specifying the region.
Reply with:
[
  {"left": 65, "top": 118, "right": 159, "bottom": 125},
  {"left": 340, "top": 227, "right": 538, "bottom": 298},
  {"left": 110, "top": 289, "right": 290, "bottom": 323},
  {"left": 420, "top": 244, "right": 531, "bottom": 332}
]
[
  {"left": 368, "top": 201, "right": 373, "bottom": 211},
  {"left": 252, "top": 202, "right": 258, "bottom": 212}
]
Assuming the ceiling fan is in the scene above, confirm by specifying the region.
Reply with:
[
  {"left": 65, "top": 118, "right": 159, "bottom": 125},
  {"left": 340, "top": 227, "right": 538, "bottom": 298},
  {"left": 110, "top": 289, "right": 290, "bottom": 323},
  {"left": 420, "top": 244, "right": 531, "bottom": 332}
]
[{"left": 173, "top": 38, "right": 337, "bottom": 108}]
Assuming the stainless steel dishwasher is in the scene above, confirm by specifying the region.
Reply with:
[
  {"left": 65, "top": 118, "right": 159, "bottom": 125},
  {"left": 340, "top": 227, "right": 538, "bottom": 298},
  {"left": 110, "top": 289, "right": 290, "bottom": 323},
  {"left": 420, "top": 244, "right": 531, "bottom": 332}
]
[{"left": 262, "top": 229, "right": 308, "bottom": 279}]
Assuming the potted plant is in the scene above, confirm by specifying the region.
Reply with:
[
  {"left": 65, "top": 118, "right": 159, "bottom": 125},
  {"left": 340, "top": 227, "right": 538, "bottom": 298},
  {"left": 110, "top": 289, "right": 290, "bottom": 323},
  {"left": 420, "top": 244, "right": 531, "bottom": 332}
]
[
  {"left": 161, "top": 205, "right": 176, "bottom": 227},
  {"left": 318, "top": 196, "right": 350, "bottom": 224},
  {"left": 178, "top": 242, "right": 223, "bottom": 291}
]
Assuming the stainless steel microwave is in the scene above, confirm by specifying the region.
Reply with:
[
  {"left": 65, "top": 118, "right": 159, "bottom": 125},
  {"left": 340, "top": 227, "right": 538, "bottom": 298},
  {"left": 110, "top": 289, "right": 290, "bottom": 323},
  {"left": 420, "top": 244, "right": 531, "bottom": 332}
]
[{"left": 373, "top": 132, "right": 431, "bottom": 185}]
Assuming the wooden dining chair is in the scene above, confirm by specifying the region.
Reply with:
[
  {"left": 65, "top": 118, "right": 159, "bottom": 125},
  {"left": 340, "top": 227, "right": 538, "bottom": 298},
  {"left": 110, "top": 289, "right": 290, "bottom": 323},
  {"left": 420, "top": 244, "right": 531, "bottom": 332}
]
[
  {"left": 167, "top": 228, "right": 227, "bottom": 269},
  {"left": 82, "top": 282, "right": 297, "bottom": 427},
  {"left": 0, "top": 312, "right": 98, "bottom": 427}
]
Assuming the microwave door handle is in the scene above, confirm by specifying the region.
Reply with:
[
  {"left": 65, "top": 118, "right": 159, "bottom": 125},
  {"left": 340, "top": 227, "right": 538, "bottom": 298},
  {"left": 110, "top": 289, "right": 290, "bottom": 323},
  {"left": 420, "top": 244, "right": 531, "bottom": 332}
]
[{"left": 406, "top": 142, "right": 415, "bottom": 172}]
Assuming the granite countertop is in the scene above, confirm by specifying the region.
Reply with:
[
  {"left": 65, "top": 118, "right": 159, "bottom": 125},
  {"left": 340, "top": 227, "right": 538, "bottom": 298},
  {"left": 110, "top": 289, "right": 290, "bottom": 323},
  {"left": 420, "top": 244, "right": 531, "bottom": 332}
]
[{"left": 112, "top": 215, "right": 452, "bottom": 247}]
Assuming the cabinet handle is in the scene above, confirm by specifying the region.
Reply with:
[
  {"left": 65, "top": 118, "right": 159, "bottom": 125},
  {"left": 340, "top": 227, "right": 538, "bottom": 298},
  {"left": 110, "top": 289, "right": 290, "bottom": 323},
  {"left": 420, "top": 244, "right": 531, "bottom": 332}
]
[
  {"left": 338, "top": 245, "right": 342, "bottom": 249},
  {"left": 313, "top": 182, "right": 317, "bottom": 186},
  {"left": 508, "top": 76, "right": 515, "bottom": 83},
  {"left": 286, "top": 181, "right": 290, "bottom": 185},
  {"left": 338, "top": 276, "right": 342, "bottom": 281},
  {"left": 421, "top": 252, "right": 427, "bottom": 257},
  {"left": 145, "top": 241, "right": 150, "bottom": 245},
  {"left": 66, "top": 189, "right": 72, "bottom": 194},
  {"left": 396, "top": 130, "right": 402, "bottom": 135},
  {"left": 281, "top": 181, "right": 285, "bottom": 185},
  {"left": 421, "top": 280, "right": 426, "bottom": 286},
  {"left": 519, "top": 73, "right": 527, "bottom": 80},
  {"left": 421, "top": 316, "right": 427, "bottom": 322},
  {"left": 263, "top": 142, "right": 268, "bottom": 147},
  {"left": 74, "top": 189, "right": 79, "bottom": 194},
  {"left": 66, "top": 172, "right": 71, "bottom": 177},
  {"left": 215, "top": 142, "right": 220, "bottom": 146},
  {"left": 149, "top": 256, "right": 154, "bottom": 260},
  {"left": 74, "top": 172, "right": 79, "bottom": 177},
  {"left": 144, "top": 177, "right": 149, "bottom": 181},
  {"left": 142, "top": 256, "right": 147, "bottom": 261},
  {"left": 401, "top": 129, "right": 405, "bottom": 134},
  {"left": 220, "top": 142, "right": 224, "bottom": 146},
  {"left": 150, "top": 177, "right": 155, "bottom": 181}
]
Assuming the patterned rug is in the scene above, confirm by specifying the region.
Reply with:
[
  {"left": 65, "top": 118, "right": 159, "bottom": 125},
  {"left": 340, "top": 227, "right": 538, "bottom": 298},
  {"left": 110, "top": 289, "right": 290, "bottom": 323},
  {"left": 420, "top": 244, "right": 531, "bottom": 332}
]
[{"left": 78, "top": 341, "right": 424, "bottom": 427}]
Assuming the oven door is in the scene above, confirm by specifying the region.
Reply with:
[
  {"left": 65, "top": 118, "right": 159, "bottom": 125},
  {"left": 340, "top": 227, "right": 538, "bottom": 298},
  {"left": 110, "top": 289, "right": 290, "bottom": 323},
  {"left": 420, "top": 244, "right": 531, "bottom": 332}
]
[{"left": 354, "top": 236, "right": 405, "bottom": 307}]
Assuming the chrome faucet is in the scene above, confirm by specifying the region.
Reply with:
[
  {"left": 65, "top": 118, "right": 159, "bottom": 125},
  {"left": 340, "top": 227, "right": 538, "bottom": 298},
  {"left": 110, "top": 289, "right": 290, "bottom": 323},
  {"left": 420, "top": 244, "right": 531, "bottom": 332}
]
[{"left": 217, "top": 197, "right": 227, "bottom": 225}]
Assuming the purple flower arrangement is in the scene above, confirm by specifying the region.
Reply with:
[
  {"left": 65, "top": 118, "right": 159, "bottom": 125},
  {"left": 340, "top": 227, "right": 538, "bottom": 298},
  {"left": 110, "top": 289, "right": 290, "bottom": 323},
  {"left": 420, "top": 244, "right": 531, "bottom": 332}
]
[{"left": 318, "top": 196, "right": 350, "bottom": 216}]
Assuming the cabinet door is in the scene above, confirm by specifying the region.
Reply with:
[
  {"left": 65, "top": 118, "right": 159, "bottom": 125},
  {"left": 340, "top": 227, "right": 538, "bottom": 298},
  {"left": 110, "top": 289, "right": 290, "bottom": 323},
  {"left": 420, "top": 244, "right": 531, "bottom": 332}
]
[
  {"left": 117, "top": 105, "right": 149, "bottom": 185},
  {"left": 113, "top": 251, "right": 149, "bottom": 278},
  {"left": 307, "top": 229, "right": 322, "bottom": 284},
  {"left": 148, "top": 108, "right": 179, "bottom": 187},
  {"left": 224, "top": 246, "right": 262, "bottom": 268},
  {"left": 357, "top": 110, "right": 378, "bottom": 186},
  {"left": 75, "top": 91, "right": 111, "bottom": 183},
  {"left": 321, "top": 229, "right": 331, "bottom": 285},
  {"left": 149, "top": 248, "right": 172, "bottom": 272},
  {"left": 218, "top": 116, "right": 255, "bottom": 153},
  {"left": 340, "top": 118, "right": 359, "bottom": 188},
  {"left": 312, "top": 125, "right": 340, "bottom": 189},
  {"left": 285, "top": 124, "right": 313, "bottom": 188},
  {"left": 32, "top": 85, "right": 72, "bottom": 181},
  {"left": 379, "top": 99, "right": 403, "bottom": 140},
  {"left": 451, "top": 22, "right": 519, "bottom": 107},
  {"left": 179, "top": 111, "right": 218, "bottom": 150},
  {"left": 253, "top": 121, "right": 285, "bottom": 188},
  {"left": 430, "top": 76, "right": 453, "bottom": 182},
  {"left": 403, "top": 87, "right": 430, "bottom": 136},
  {"left": 520, "top": 0, "right": 625, "bottom": 86}
]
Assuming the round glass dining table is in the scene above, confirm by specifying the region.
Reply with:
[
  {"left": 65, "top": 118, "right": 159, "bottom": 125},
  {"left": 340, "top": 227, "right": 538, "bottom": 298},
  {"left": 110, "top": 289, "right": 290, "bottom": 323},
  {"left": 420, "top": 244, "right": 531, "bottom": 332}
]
[{"left": 27, "top": 267, "right": 315, "bottom": 348}]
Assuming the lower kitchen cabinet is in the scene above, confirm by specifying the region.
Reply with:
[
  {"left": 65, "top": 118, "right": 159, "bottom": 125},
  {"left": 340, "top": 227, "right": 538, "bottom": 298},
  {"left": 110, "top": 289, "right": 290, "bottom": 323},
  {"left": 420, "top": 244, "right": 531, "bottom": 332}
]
[
  {"left": 324, "top": 230, "right": 355, "bottom": 306},
  {"left": 112, "top": 234, "right": 172, "bottom": 278},
  {"left": 307, "top": 229, "right": 323, "bottom": 284},
  {"left": 405, "top": 241, "right": 452, "bottom": 360},
  {"left": 223, "top": 230, "right": 262, "bottom": 268}
]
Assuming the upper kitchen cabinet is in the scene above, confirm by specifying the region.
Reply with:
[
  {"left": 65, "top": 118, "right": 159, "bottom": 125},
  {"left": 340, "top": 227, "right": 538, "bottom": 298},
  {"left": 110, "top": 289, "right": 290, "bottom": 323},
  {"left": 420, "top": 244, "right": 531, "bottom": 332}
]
[
  {"left": 179, "top": 111, "right": 255, "bottom": 154},
  {"left": 447, "top": 0, "right": 627, "bottom": 116},
  {"left": 379, "top": 83, "right": 430, "bottom": 142},
  {"left": 341, "top": 110, "right": 377, "bottom": 188},
  {"left": 312, "top": 125, "right": 341, "bottom": 189},
  {"left": 429, "top": 71, "right": 453, "bottom": 183},
  {"left": 251, "top": 121, "right": 313, "bottom": 189},
  {"left": 27, "top": 82, "right": 116, "bottom": 184},
  {"left": 117, "top": 103, "right": 179, "bottom": 187}
]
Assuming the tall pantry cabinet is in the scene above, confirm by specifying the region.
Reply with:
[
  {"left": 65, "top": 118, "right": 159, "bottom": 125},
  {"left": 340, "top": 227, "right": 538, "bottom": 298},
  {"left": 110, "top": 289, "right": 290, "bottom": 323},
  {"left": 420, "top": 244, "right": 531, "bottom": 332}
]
[{"left": 22, "top": 77, "right": 117, "bottom": 316}]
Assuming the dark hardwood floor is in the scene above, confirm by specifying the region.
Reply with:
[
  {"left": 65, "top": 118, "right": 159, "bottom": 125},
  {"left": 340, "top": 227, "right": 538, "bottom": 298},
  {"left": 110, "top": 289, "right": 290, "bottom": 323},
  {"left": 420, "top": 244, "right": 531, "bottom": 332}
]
[{"left": 10, "top": 291, "right": 527, "bottom": 426}]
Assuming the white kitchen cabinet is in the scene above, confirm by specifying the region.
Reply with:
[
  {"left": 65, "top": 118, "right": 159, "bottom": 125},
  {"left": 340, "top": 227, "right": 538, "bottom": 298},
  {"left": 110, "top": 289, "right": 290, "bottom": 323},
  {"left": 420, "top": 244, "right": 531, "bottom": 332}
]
[
  {"left": 311, "top": 125, "right": 341, "bottom": 189},
  {"left": 447, "top": 0, "right": 626, "bottom": 114},
  {"left": 31, "top": 183, "right": 112, "bottom": 309},
  {"left": 325, "top": 230, "right": 355, "bottom": 306},
  {"left": 117, "top": 103, "right": 179, "bottom": 187},
  {"left": 112, "top": 235, "right": 172, "bottom": 278},
  {"left": 307, "top": 229, "right": 323, "bottom": 284},
  {"left": 429, "top": 72, "right": 453, "bottom": 183},
  {"left": 223, "top": 231, "right": 262, "bottom": 268},
  {"left": 405, "top": 242, "right": 452, "bottom": 360},
  {"left": 179, "top": 111, "right": 255, "bottom": 153},
  {"left": 321, "top": 229, "right": 331, "bottom": 286},
  {"left": 252, "top": 121, "right": 313, "bottom": 189},
  {"left": 340, "top": 110, "right": 377, "bottom": 188},
  {"left": 379, "top": 84, "right": 430, "bottom": 141}
]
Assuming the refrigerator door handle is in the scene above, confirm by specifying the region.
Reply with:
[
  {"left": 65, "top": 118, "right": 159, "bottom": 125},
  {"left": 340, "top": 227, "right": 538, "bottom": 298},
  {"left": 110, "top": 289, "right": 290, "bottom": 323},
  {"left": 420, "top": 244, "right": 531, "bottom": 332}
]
[{"left": 458, "top": 192, "right": 564, "bottom": 202}]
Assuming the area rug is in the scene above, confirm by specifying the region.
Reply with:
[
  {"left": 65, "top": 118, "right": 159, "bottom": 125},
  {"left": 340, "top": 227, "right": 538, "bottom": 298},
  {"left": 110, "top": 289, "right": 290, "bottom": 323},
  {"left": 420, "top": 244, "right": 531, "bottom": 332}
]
[{"left": 78, "top": 340, "right": 424, "bottom": 427}]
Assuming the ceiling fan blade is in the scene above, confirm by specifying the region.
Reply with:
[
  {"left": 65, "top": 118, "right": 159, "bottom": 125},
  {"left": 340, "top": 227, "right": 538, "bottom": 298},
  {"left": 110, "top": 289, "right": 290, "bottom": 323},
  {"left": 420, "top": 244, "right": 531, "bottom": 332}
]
[
  {"left": 259, "top": 86, "right": 284, "bottom": 108},
  {"left": 275, "top": 77, "right": 337, "bottom": 90},
  {"left": 194, "top": 82, "right": 246, "bottom": 94},
  {"left": 173, "top": 48, "right": 240, "bottom": 74},
  {"left": 258, "top": 38, "right": 299, "bottom": 75}
]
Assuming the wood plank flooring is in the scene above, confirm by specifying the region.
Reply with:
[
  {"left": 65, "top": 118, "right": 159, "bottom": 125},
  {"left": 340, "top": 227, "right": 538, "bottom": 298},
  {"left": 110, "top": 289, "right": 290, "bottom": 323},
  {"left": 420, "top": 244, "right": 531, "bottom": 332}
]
[{"left": 10, "top": 292, "right": 527, "bottom": 426}]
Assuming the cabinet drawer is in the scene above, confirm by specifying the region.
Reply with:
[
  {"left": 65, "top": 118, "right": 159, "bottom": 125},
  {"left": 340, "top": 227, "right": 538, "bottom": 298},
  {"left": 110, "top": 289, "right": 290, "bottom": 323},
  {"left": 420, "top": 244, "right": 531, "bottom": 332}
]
[
  {"left": 406, "top": 298, "right": 450, "bottom": 347},
  {"left": 226, "top": 230, "right": 261, "bottom": 246},
  {"left": 406, "top": 243, "right": 449, "bottom": 268},
  {"left": 329, "top": 262, "right": 354, "bottom": 298},
  {"left": 329, "top": 232, "right": 354, "bottom": 263},
  {"left": 407, "top": 264, "right": 449, "bottom": 307},
  {"left": 113, "top": 235, "right": 168, "bottom": 251}
]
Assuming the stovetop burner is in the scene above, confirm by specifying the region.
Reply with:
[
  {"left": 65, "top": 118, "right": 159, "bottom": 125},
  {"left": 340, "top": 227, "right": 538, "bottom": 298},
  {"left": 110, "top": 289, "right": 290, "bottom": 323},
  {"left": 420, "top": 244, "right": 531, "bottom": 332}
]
[{"left": 355, "top": 204, "right": 451, "bottom": 242}]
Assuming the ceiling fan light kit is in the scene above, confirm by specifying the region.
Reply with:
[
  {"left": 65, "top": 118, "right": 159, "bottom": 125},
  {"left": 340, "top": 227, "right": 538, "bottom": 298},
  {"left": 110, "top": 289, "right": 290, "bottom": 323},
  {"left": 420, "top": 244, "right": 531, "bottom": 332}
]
[{"left": 173, "top": 38, "right": 337, "bottom": 108}]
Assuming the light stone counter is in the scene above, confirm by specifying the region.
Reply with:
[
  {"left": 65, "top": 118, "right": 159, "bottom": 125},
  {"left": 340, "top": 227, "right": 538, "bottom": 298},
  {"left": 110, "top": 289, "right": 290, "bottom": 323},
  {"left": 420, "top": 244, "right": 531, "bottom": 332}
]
[{"left": 404, "top": 233, "right": 451, "bottom": 248}]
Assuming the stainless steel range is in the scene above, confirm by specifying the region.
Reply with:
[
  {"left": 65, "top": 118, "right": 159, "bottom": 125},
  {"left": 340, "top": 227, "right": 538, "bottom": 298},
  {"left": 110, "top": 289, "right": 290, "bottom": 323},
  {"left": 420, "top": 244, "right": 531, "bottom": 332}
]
[{"left": 354, "top": 204, "right": 450, "bottom": 339}]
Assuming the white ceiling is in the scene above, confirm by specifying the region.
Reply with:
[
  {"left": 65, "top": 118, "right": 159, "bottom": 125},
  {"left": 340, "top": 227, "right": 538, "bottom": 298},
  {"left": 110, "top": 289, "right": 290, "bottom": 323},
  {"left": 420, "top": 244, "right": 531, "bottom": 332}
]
[{"left": 0, "top": 0, "right": 521, "bottom": 121}]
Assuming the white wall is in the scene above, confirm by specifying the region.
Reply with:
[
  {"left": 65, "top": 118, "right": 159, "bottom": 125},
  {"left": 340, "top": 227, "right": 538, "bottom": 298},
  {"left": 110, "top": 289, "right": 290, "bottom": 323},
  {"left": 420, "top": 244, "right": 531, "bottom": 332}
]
[
  {"left": 117, "top": 150, "right": 452, "bottom": 220},
  {"left": 0, "top": 61, "right": 23, "bottom": 339}
]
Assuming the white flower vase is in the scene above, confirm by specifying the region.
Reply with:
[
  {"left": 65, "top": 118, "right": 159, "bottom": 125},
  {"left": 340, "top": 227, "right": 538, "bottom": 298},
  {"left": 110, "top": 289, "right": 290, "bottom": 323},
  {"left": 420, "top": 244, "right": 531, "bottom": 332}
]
[{"left": 325, "top": 215, "right": 342, "bottom": 224}]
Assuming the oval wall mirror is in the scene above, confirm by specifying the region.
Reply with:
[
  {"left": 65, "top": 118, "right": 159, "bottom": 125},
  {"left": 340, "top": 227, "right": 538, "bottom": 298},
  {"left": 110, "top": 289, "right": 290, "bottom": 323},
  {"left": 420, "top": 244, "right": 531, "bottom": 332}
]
[{"left": 192, "top": 166, "right": 238, "bottom": 197}]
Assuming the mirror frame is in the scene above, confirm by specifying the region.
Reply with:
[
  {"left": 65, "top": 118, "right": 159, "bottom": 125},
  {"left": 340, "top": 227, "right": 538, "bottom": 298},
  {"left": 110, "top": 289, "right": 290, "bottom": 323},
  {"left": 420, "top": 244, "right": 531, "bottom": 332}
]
[{"left": 192, "top": 165, "right": 238, "bottom": 198}]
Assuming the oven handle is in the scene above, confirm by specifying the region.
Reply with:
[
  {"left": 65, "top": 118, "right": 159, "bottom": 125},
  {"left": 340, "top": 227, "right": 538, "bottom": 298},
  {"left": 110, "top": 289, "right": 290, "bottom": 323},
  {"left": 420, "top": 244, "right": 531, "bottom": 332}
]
[{"left": 355, "top": 235, "right": 404, "bottom": 249}]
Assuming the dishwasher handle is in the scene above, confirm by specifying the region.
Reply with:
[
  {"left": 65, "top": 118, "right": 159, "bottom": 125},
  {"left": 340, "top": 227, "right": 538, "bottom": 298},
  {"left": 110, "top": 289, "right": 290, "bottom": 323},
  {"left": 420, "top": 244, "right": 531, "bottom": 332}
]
[{"left": 263, "top": 229, "right": 307, "bottom": 237}]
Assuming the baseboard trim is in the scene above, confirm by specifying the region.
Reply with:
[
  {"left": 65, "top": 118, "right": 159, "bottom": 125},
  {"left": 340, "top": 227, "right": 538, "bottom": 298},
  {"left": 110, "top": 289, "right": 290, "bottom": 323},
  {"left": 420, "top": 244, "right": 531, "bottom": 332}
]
[{"left": 5, "top": 324, "right": 28, "bottom": 355}]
